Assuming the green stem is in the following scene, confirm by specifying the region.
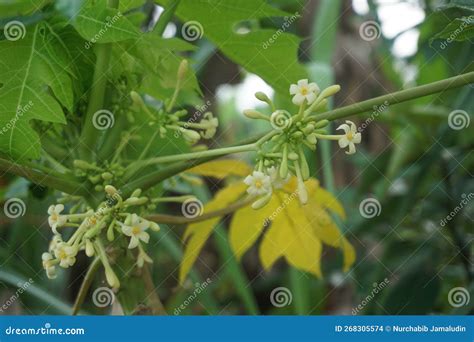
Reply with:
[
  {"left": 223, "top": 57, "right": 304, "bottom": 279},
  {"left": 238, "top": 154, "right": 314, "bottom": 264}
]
[
  {"left": 72, "top": 257, "right": 101, "bottom": 315},
  {"left": 0, "top": 158, "right": 88, "bottom": 196},
  {"left": 120, "top": 72, "right": 473, "bottom": 195},
  {"left": 122, "top": 143, "right": 256, "bottom": 180},
  {"left": 154, "top": 0, "right": 181, "bottom": 35},
  {"left": 314, "top": 72, "right": 474, "bottom": 122},
  {"left": 79, "top": 0, "right": 118, "bottom": 160}
]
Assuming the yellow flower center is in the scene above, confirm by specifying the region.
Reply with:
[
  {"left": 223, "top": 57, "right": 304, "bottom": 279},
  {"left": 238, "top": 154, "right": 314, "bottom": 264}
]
[
  {"left": 51, "top": 213, "right": 58, "bottom": 221},
  {"left": 300, "top": 87, "right": 308, "bottom": 95},
  {"left": 347, "top": 131, "right": 353, "bottom": 141},
  {"left": 57, "top": 249, "right": 67, "bottom": 259},
  {"left": 132, "top": 226, "right": 141, "bottom": 235},
  {"left": 255, "top": 180, "right": 263, "bottom": 189}
]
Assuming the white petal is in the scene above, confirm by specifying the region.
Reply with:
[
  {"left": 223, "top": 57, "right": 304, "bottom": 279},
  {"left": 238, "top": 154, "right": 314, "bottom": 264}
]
[
  {"left": 289, "top": 84, "right": 298, "bottom": 95},
  {"left": 121, "top": 225, "right": 133, "bottom": 236},
  {"left": 345, "top": 143, "right": 356, "bottom": 155},
  {"left": 246, "top": 186, "right": 258, "bottom": 196},
  {"left": 337, "top": 124, "right": 350, "bottom": 134},
  {"left": 139, "top": 232, "right": 150, "bottom": 244},
  {"left": 48, "top": 205, "right": 55, "bottom": 215},
  {"left": 346, "top": 121, "right": 357, "bottom": 133},
  {"left": 352, "top": 132, "right": 362, "bottom": 144},
  {"left": 55, "top": 204, "right": 64, "bottom": 213},
  {"left": 130, "top": 214, "right": 140, "bottom": 225},
  {"left": 338, "top": 137, "right": 349, "bottom": 148},
  {"left": 297, "top": 79, "right": 308, "bottom": 87},
  {"left": 308, "top": 82, "right": 320, "bottom": 92},
  {"left": 305, "top": 92, "right": 317, "bottom": 104},
  {"left": 128, "top": 237, "right": 139, "bottom": 249},
  {"left": 292, "top": 94, "right": 305, "bottom": 105},
  {"left": 243, "top": 175, "right": 254, "bottom": 186}
]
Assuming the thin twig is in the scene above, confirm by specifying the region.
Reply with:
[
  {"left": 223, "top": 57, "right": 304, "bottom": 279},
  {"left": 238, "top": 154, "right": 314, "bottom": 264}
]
[
  {"left": 72, "top": 257, "right": 102, "bottom": 315},
  {"left": 146, "top": 198, "right": 252, "bottom": 224}
]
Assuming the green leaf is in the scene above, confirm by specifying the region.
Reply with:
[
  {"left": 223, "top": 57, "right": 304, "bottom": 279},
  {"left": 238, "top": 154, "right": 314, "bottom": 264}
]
[
  {"left": 0, "top": 23, "right": 74, "bottom": 161},
  {"left": 433, "top": 16, "right": 474, "bottom": 42},
  {"left": 0, "top": 0, "right": 50, "bottom": 17},
  {"left": 157, "top": 0, "right": 307, "bottom": 95},
  {"left": 73, "top": 0, "right": 140, "bottom": 44}
]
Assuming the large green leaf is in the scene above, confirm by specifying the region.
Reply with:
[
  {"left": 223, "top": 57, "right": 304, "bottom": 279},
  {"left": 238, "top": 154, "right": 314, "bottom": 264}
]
[
  {"left": 0, "top": 0, "right": 50, "bottom": 17},
  {"left": 0, "top": 23, "right": 74, "bottom": 161},
  {"left": 156, "top": 0, "right": 307, "bottom": 95},
  {"left": 433, "top": 16, "right": 474, "bottom": 42},
  {"left": 73, "top": 0, "right": 140, "bottom": 44}
]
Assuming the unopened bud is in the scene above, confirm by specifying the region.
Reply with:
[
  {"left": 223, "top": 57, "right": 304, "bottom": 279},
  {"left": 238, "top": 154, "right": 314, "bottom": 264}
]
[
  {"left": 244, "top": 109, "right": 268, "bottom": 120},
  {"left": 178, "top": 59, "right": 189, "bottom": 80}
]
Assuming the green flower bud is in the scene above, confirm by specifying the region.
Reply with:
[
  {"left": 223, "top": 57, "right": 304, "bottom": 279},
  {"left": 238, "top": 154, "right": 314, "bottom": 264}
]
[
  {"left": 314, "top": 119, "right": 329, "bottom": 129},
  {"left": 101, "top": 172, "right": 114, "bottom": 181},
  {"left": 244, "top": 109, "right": 268, "bottom": 120}
]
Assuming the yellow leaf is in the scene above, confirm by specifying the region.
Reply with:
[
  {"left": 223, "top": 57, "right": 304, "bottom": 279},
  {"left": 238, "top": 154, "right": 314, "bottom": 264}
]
[
  {"left": 179, "top": 182, "right": 247, "bottom": 284},
  {"left": 229, "top": 198, "right": 275, "bottom": 260},
  {"left": 259, "top": 192, "right": 322, "bottom": 277},
  {"left": 303, "top": 188, "right": 355, "bottom": 271},
  {"left": 187, "top": 160, "right": 252, "bottom": 179}
]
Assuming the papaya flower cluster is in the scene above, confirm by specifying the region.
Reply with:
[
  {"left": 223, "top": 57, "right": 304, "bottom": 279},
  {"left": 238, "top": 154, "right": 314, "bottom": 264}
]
[
  {"left": 129, "top": 60, "right": 219, "bottom": 144},
  {"left": 243, "top": 79, "right": 362, "bottom": 208},
  {"left": 41, "top": 186, "right": 195, "bottom": 289}
]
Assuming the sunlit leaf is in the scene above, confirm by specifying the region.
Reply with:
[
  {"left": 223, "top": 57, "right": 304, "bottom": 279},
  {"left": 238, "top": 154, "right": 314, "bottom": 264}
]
[
  {"left": 188, "top": 159, "right": 252, "bottom": 179},
  {"left": 179, "top": 182, "right": 247, "bottom": 283}
]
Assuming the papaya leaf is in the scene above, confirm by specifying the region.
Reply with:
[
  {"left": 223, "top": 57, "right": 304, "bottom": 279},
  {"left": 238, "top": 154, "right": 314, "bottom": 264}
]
[
  {"left": 432, "top": 16, "right": 474, "bottom": 42},
  {"left": 156, "top": 0, "right": 307, "bottom": 95},
  {"left": 0, "top": 0, "right": 50, "bottom": 17},
  {"left": 179, "top": 182, "right": 247, "bottom": 283},
  {"left": 0, "top": 23, "right": 74, "bottom": 161},
  {"left": 73, "top": 0, "right": 140, "bottom": 44}
]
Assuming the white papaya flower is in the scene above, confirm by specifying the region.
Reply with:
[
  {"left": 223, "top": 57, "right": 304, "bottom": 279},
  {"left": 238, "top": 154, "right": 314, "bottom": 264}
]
[
  {"left": 47, "top": 204, "right": 67, "bottom": 234},
  {"left": 118, "top": 214, "right": 150, "bottom": 249},
  {"left": 244, "top": 171, "right": 272, "bottom": 196},
  {"left": 337, "top": 120, "right": 361, "bottom": 155},
  {"left": 289, "top": 79, "right": 320, "bottom": 105}
]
